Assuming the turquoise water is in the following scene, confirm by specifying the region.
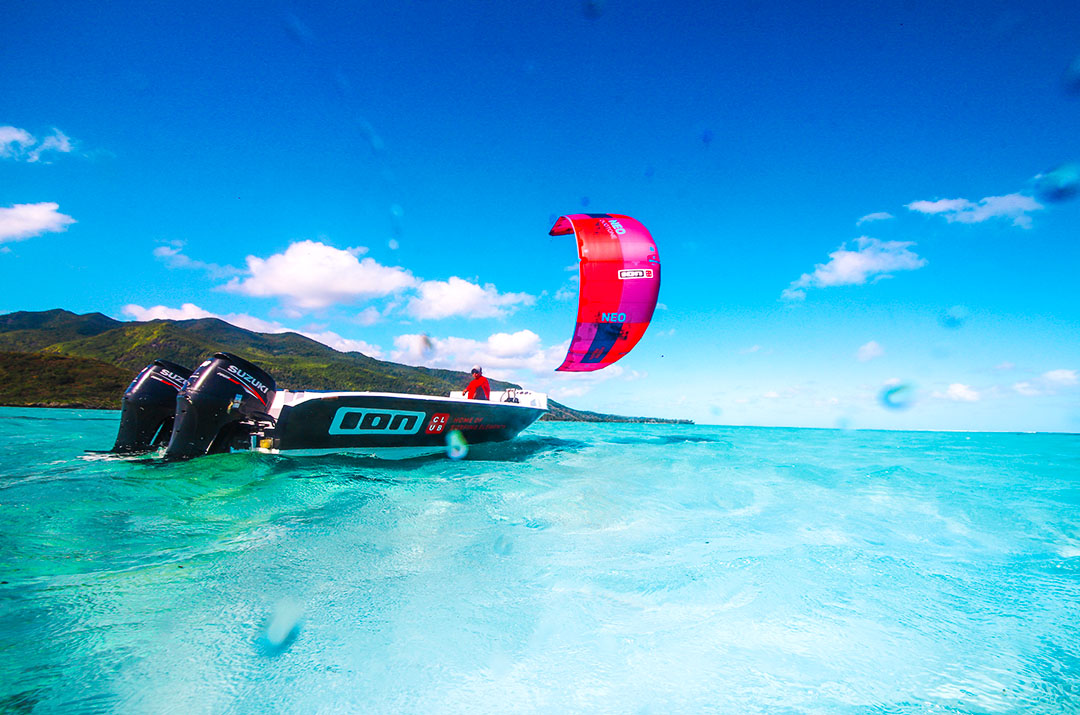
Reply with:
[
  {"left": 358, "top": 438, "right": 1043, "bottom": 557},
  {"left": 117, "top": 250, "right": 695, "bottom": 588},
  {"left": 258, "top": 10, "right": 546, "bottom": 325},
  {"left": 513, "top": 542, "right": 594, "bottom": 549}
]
[{"left": 2, "top": 407, "right": 1079, "bottom": 713}]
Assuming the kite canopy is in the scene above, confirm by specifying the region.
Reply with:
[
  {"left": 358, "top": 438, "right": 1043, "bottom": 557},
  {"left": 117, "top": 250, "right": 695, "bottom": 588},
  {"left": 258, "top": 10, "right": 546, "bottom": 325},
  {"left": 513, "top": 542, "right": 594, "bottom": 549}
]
[{"left": 551, "top": 213, "right": 660, "bottom": 372}]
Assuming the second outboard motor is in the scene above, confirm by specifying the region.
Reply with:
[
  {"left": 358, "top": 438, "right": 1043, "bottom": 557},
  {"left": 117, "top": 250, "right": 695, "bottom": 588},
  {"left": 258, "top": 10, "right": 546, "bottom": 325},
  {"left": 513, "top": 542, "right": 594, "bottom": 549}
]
[
  {"left": 112, "top": 359, "right": 192, "bottom": 453},
  {"left": 164, "top": 353, "right": 277, "bottom": 460}
]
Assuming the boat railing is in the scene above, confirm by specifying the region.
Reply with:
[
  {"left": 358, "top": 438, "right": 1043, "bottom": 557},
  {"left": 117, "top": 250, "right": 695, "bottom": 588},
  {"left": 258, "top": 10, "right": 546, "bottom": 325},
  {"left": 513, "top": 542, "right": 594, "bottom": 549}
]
[{"left": 448, "top": 390, "right": 548, "bottom": 409}]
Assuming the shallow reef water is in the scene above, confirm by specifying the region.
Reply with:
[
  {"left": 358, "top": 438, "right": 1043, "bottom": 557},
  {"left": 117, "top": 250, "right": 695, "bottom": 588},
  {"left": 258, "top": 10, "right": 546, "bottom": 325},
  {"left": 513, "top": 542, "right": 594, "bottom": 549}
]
[{"left": 1, "top": 407, "right": 1078, "bottom": 712}]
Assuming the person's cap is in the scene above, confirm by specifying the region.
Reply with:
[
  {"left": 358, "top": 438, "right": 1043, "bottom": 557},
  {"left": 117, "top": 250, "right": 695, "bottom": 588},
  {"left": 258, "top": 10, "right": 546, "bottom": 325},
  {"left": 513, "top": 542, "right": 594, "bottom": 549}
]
[{"left": 471, "top": 365, "right": 482, "bottom": 374}]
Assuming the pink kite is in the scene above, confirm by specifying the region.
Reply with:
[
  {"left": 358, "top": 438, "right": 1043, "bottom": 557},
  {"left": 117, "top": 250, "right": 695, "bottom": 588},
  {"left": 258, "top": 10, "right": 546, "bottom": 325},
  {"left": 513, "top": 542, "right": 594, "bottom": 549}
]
[{"left": 550, "top": 213, "right": 661, "bottom": 372}]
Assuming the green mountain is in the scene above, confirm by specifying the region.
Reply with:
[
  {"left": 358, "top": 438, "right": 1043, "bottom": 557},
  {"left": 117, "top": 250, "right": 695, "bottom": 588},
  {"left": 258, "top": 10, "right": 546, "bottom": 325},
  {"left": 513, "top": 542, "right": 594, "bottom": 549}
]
[
  {"left": 0, "top": 351, "right": 132, "bottom": 409},
  {"left": 0, "top": 309, "right": 690, "bottom": 423},
  {"left": 0, "top": 309, "right": 121, "bottom": 351}
]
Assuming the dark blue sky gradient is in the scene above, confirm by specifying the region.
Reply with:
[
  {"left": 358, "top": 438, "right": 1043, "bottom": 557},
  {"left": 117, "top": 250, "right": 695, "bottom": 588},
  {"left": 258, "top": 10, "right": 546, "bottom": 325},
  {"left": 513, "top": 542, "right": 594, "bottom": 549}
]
[{"left": 3, "top": 0, "right": 1078, "bottom": 429}]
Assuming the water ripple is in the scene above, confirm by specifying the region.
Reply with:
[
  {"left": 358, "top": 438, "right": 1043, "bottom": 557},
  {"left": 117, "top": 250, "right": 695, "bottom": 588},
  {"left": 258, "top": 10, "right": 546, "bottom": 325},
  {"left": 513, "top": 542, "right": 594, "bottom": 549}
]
[{"left": 2, "top": 412, "right": 1079, "bottom": 711}]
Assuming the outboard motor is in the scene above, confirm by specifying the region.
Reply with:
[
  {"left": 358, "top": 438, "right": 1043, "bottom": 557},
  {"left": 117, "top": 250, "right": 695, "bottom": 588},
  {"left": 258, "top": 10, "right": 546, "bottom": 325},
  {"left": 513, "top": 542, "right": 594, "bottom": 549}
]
[
  {"left": 164, "top": 353, "right": 277, "bottom": 460},
  {"left": 112, "top": 360, "right": 192, "bottom": 453}
]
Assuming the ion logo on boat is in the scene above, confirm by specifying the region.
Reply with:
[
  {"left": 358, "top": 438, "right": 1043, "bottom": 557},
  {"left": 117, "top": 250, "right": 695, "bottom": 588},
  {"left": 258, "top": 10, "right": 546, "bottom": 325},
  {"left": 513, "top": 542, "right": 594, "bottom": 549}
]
[
  {"left": 328, "top": 408, "right": 425, "bottom": 435},
  {"left": 618, "top": 269, "right": 653, "bottom": 279}
]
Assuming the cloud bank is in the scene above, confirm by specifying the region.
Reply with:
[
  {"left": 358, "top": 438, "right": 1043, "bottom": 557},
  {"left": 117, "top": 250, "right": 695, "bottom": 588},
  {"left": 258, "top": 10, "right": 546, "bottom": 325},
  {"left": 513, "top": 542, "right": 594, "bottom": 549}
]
[
  {"left": 0, "top": 126, "right": 74, "bottom": 163},
  {"left": 1011, "top": 369, "right": 1078, "bottom": 397},
  {"left": 223, "top": 240, "right": 418, "bottom": 310},
  {"left": 782, "top": 237, "right": 927, "bottom": 300},
  {"left": 391, "top": 329, "right": 555, "bottom": 373},
  {"left": 165, "top": 239, "right": 536, "bottom": 321},
  {"left": 906, "top": 193, "right": 1043, "bottom": 229},
  {"left": 407, "top": 277, "right": 535, "bottom": 319}
]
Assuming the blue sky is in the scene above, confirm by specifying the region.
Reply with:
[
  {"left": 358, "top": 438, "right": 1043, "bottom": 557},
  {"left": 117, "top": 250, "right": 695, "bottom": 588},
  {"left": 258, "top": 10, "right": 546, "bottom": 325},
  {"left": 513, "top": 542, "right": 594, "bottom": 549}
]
[{"left": 2, "top": 0, "right": 1079, "bottom": 431}]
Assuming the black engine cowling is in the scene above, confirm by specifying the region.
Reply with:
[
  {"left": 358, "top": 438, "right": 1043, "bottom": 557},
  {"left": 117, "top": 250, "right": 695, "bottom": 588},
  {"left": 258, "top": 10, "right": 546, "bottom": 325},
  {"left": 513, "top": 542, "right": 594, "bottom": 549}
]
[
  {"left": 112, "top": 360, "right": 193, "bottom": 453},
  {"left": 164, "top": 352, "right": 277, "bottom": 460}
]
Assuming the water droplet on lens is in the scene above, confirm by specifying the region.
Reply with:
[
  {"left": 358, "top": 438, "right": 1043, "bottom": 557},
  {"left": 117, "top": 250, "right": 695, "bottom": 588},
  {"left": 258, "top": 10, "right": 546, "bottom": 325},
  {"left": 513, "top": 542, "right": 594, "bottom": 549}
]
[
  {"left": 644, "top": 165, "right": 656, "bottom": 178},
  {"left": 446, "top": 429, "right": 468, "bottom": 460},
  {"left": 283, "top": 14, "right": 315, "bottom": 45},
  {"left": 700, "top": 129, "right": 714, "bottom": 146},
  {"left": 580, "top": 196, "right": 590, "bottom": 207},
  {"left": 493, "top": 535, "right": 513, "bottom": 555},
  {"left": 356, "top": 118, "right": 385, "bottom": 154},
  {"left": 879, "top": 382, "right": 916, "bottom": 410},
  {"left": 258, "top": 598, "right": 303, "bottom": 656},
  {"left": 938, "top": 305, "right": 970, "bottom": 329},
  {"left": 582, "top": 0, "right": 605, "bottom": 19},
  {"left": 1035, "top": 163, "right": 1080, "bottom": 203},
  {"left": 390, "top": 203, "right": 405, "bottom": 239},
  {"left": 1063, "top": 54, "right": 1080, "bottom": 96}
]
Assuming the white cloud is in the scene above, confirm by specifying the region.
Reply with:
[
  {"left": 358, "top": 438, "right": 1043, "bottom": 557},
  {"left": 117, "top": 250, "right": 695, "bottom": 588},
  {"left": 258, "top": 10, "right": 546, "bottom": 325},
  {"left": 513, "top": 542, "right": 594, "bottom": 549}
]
[
  {"left": 554, "top": 284, "right": 578, "bottom": 301},
  {"left": 0, "top": 202, "right": 76, "bottom": 244},
  {"left": 782, "top": 237, "right": 927, "bottom": 300},
  {"left": 1013, "top": 381, "right": 1041, "bottom": 396},
  {"left": 933, "top": 383, "right": 980, "bottom": 402},
  {"left": 299, "top": 330, "right": 381, "bottom": 356},
  {"left": 121, "top": 302, "right": 383, "bottom": 357},
  {"left": 740, "top": 345, "right": 762, "bottom": 354},
  {"left": 176, "top": 239, "right": 533, "bottom": 322},
  {"left": 1043, "top": 369, "right": 1078, "bottom": 386},
  {"left": 995, "top": 362, "right": 1015, "bottom": 371},
  {"left": 555, "top": 265, "right": 580, "bottom": 301},
  {"left": 355, "top": 307, "right": 381, "bottom": 326},
  {"left": 487, "top": 329, "right": 542, "bottom": 358},
  {"left": 0, "top": 126, "right": 34, "bottom": 158},
  {"left": 906, "top": 193, "right": 1043, "bottom": 229},
  {"left": 1011, "top": 369, "right": 1078, "bottom": 397},
  {"left": 391, "top": 329, "right": 550, "bottom": 373},
  {"left": 856, "top": 211, "right": 894, "bottom": 225},
  {"left": 122, "top": 302, "right": 285, "bottom": 333},
  {"left": 856, "top": 340, "right": 884, "bottom": 362},
  {"left": 223, "top": 239, "right": 417, "bottom": 310},
  {"left": 0, "top": 127, "right": 75, "bottom": 162},
  {"left": 905, "top": 198, "right": 971, "bottom": 215},
  {"left": 153, "top": 241, "right": 241, "bottom": 279},
  {"left": 387, "top": 329, "right": 643, "bottom": 400},
  {"left": 407, "top": 276, "right": 535, "bottom": 319},
  {"left": 28, "top": 129, "right": 73, "bottom": 162}
]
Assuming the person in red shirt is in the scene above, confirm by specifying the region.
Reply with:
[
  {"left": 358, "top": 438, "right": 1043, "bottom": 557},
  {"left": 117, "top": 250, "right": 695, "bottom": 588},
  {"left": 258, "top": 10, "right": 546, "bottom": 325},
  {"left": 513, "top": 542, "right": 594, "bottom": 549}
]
[{"left": 465, "top": 365, "right": 490, "bottom": 400}]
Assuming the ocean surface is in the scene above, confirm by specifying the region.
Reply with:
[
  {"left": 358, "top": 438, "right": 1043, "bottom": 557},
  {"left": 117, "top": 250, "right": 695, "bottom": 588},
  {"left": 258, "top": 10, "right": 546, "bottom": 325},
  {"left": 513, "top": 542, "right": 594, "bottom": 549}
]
[{"left": 1, "top": 406, "right": 1079, "bottom": 713}]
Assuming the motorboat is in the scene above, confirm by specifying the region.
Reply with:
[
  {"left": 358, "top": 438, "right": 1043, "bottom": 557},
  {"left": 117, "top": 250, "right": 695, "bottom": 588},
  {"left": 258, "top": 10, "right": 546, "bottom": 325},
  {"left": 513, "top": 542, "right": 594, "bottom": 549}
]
[{"left": 111, "top": 352, "right": 548, "bottom": 459}]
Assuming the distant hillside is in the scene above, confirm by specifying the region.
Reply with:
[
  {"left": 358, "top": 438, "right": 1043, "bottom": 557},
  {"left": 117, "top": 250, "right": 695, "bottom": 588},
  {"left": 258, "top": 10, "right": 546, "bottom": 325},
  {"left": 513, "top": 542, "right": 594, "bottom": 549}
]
[
  {"left": 0, "top": 309, "right": 121, "bottom": 351},
  {"left": 0, "top": 309, "right": 691, "bottom": 423},
  {"left": 0, "top": 351, "right": 132, "bottom": 409},
  {"left": 542, "top": 401, "right": 691, "bottom": 424}
]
